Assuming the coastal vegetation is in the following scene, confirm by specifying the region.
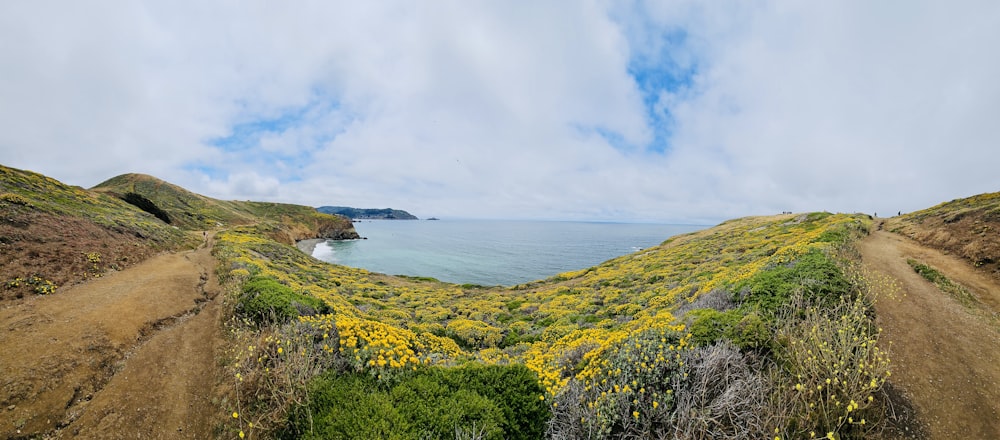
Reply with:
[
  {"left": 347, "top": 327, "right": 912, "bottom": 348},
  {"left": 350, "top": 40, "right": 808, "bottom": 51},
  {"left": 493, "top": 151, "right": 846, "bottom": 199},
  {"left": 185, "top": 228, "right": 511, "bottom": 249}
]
[
  {"left": 217, "top": 207, "right": 895, "bottom": 439},
  {"left": 907, "top": 259, "right": 979, "bottom": 308},
  {"left": 1, "top": 164, "right": 910, "bottom": 438}
]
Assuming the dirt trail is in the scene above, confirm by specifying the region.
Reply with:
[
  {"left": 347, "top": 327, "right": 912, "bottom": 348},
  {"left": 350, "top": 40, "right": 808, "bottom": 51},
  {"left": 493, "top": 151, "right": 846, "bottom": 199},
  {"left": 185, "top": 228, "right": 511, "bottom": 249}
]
[
  {"left": 0, "top": 233, "right": 223, "bottom": 439},
  {"left": 859, "top": 228, "right": 1000, "bottom": 439}
]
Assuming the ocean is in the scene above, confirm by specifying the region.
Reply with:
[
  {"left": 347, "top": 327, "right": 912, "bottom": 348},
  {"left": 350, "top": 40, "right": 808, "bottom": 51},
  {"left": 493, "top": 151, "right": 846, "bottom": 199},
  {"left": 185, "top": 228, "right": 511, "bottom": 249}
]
[{"left": 312, "top": 220, "right": 705, "bottom": 286}]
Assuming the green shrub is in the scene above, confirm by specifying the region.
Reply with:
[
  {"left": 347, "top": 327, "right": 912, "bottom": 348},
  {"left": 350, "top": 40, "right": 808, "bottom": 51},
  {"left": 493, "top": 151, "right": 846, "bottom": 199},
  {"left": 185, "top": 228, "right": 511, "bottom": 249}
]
[
  {"left": 289, "top": 373, "right": 409, "bottom": 440},
  {"left": 815, "top": 219, "right": 867, "bottom": 244},
  {"left": 736, "top": 249, "right": 849, "bottom": 311},
  {"left": 687, "top": 308, "right": 740, "bottom": 346},
  {"left": 805, "top": 212, "right": 833, "bottom": 222},
  {"left": 121, "top": 192, "right": 171, "bottom": 224},
  {"left": 390, "top": 370, "right": 505, "bottom": 440},
  {"left": 451, "top": 364, "right": 551, "bottom": 439},
  {"left": 907, "top": 259, "right": 978, "bottom": 306},
  {"left": 288, "top": 364, "right": 549, "bottom": 440},
  {"left": 238, "top": 276, "right": 330, "bottom": 325},
  {"left": 687, "top": 308, "right": 772, "bottom": 350},
  {"left": 500, "top": 326, "right": 540, "bottom": 348},
  {"left": 729, "top": 311, "right": 770, "bottom": 349},
  {"left": 816, "top": 227, "right": 848, "bottom": 244}
]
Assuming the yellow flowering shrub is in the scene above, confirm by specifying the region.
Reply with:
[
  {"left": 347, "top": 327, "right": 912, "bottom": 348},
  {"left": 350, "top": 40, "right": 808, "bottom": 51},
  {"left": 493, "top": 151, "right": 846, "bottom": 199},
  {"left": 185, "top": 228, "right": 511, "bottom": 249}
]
[
  {"left": 446, "top": 318, "right": 504, "bottom": 349},
  {"left": 326, "top": 315, "right": 424, "bottom": 374}
]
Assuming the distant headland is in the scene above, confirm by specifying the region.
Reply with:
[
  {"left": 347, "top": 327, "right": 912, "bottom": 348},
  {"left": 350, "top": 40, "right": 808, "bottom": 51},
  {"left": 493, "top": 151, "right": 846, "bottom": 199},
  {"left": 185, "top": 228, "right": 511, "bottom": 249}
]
[{"left": 316, "top": 206, "right": 418, "bottom": 220}]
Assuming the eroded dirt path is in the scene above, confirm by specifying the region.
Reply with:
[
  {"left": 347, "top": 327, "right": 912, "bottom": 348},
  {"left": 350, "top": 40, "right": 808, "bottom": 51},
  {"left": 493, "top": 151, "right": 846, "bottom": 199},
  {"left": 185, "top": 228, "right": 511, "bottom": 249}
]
[
  {"left": 859, "top": 228, "right": 1000, "bottom": 439},
  {"left": 0, "top": 234, "right": 223, "bottom": 439}
]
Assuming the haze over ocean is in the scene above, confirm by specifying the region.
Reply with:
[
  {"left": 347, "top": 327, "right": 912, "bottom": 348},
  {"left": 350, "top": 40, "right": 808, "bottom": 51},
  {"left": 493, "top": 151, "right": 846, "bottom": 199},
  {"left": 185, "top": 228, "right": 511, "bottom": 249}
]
[{"left": 313, "top": 220, "right": 705, "bottom": 286}]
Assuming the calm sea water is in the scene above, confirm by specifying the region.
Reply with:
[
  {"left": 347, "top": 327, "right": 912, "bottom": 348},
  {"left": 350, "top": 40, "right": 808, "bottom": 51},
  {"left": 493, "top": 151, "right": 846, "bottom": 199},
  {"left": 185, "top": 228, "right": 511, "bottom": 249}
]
[{"left": 313, "top": 220, "right": 705, "bottom": 286}]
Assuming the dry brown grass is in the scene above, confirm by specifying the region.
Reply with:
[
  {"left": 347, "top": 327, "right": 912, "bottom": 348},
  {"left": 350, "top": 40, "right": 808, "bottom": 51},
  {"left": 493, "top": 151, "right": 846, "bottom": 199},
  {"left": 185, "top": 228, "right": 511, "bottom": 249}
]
[{"left": 668, "top": 342, "right": 773, "bottom": 440}]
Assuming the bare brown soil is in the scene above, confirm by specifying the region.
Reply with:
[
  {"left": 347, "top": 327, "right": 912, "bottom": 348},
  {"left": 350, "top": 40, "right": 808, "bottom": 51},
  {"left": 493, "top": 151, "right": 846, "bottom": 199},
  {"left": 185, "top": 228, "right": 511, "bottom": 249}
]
[
  {"left": 0, "top": 210, "right": 193, "bottom": 302},
  {"left": 859, "top": 227, "right": 1000, "bottom": 439},
  {"left": 0, "top": 233, "right": 224, "bottom": 439}
]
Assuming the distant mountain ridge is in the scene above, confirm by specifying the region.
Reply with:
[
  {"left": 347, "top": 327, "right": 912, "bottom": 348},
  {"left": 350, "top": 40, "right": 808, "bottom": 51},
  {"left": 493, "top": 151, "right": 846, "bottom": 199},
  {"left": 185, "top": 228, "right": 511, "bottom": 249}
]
[{"left": 317, "top": 206, "right": 418, "bottom": 220}]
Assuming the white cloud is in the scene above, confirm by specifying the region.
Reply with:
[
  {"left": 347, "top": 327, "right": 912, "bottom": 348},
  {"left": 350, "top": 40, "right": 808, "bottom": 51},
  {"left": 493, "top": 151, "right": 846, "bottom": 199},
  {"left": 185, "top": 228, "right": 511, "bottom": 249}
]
[
  {"left": 1, "top": 1, "right": 998, "bottom": 222},
  {"left": 203, "top": 171, "right": 281, "bottom": 200},
  {"left": 640, "top": 1, "right": 1000, "bottom": 217}
]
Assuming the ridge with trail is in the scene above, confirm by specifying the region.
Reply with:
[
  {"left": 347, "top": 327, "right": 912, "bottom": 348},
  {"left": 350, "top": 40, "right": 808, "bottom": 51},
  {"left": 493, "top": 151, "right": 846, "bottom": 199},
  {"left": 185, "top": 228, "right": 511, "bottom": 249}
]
[
  {"left": 0, "top": 233, "right": 224, "bottom": 439},
  {"left": 859, "top": 226, "right": 1000, "bottom": 439}
]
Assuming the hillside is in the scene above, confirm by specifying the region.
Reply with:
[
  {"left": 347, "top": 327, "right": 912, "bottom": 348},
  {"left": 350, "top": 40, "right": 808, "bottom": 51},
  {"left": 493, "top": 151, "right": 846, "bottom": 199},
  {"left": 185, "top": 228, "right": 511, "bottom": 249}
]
[
  {"left": 885, "top": 192, "right": 1000, "bottom": 281},
  {"left": 94, "top": 173, "right": 361, "bottom": 243},
  {"left": 0, "top": 165, "right": 361, "bottom": 439},
  {"left": 0, "top": 166, "right": 359, "bottom": 303},
  {"left": 860, "top": 227, "right": 1000, "bottom": 438},
  {"left": 317, "top": 205, "right": 418, "bottom": 220},
  {"left": 1, "top": 165, "right": 196, "bottom": 301},
  {"left": 9, "top": 163, "right": 998, "bottom": 439},
  {"left": 93, "top": 173, "right": 258, "bottom": 229}
]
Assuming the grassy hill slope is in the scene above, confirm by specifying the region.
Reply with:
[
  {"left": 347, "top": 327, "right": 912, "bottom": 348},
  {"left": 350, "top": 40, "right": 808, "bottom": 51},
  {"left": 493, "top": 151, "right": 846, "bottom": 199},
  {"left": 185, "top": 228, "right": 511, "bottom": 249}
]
[
  {"left": 0, "top": 165, "right": 196, "bottom": 300},
  {"left": 93, "top": 173, "right": 258, "bottom": 229},
  {"left": 1, "top": 165, "right": 358, "bottom": 302},
  {"left": 92, "top": 173, "right": 359, "bottom": 244},
  {"left": 886, "top": 192, "right": 1000, "bottom": 280}
]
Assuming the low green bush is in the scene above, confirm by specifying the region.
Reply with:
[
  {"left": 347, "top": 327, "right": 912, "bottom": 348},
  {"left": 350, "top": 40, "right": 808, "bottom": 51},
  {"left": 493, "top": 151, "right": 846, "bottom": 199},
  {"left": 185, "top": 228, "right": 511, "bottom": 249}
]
[
  {"left": 907, "top": 259, "right": 978, "bottom": 306},
  {"left": 286, "top": 363, "right": 549, "bottom": 440},
  {"left": 238, "top": 276, "right": 330, "bottom": 325},
  {"left": 289, "top": 373, "right": 410, "bottom": 440},
  {"left": 687, "top": 308, "right": 739, "bottom": 346},
  {"left": 736, "top": 249, "right": 849, "bottom": 311},
  {"left": 687, "top": 308, "right": 771, "bottom": 350}
]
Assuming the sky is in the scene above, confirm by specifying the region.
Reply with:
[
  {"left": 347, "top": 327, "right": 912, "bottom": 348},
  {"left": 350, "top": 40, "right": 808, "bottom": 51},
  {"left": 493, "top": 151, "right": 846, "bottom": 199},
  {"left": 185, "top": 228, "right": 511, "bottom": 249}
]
[{"left": 2, "top": 1, "right": 999, "bottom": 224}]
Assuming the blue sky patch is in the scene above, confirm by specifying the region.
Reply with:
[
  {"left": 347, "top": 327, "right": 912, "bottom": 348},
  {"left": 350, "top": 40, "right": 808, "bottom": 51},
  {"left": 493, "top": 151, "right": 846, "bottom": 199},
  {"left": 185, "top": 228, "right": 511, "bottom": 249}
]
[
  {"left": 197, "top": 97, "right": 350, "bottom": 183},
  {"left": 616, "top": 11, "right": 700, "bottom": 155},
  {"left": 209, "top": 104, "right": 315, "bottom": 152}
]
